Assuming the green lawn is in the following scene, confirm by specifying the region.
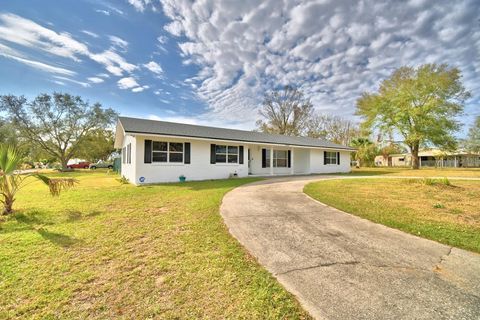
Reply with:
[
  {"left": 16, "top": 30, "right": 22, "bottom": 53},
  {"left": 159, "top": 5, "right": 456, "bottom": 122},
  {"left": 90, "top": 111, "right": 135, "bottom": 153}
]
[
  {"left": 304, "top": 178, "right": 480, "bottom": 253},
  {"left": 0, "top": 171, "right": 310, "bottom": 319},
  {"left": 346, "top": 167, "right": 480, "bottom": 177}
]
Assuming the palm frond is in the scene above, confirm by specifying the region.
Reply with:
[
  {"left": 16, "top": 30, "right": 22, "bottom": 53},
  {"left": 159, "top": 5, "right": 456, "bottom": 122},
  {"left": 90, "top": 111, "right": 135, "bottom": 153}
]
[
  {"left": 0, "top": 145, "right": 22, "bottom": 175},
  {"left": 33, "top": 174, "right": 78, "bottom": 196}
]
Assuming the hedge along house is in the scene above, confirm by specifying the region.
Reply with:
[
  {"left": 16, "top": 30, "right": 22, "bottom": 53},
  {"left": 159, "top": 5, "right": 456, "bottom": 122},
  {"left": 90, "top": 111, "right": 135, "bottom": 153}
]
[{"left": 114, "top": 117, "right": 355, "bottom": 185}]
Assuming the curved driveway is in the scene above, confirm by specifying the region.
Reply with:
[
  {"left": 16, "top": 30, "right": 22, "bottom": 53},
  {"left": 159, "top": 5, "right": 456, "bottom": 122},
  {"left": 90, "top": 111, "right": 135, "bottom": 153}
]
[{"left": 220, "top": 176, "right": 480, "bottom": 320}]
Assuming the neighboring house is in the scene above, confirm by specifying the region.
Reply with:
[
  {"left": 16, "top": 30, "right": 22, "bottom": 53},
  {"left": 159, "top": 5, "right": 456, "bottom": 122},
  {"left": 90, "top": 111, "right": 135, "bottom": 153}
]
[
  {"left": 114, "top": 117, "right": 355, "bottom": 184},
  {"left": 375, "top": 149, "right": 480, "bottom": 168}
]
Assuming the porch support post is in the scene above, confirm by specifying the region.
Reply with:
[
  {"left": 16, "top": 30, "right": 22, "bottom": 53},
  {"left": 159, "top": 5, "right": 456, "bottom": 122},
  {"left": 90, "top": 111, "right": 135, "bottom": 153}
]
[
  {"left": 269, "top": 148, "right": 274, "bottom": 175},
  {"left": 290, "top": 147, "right": 294, "bottom": 175}
]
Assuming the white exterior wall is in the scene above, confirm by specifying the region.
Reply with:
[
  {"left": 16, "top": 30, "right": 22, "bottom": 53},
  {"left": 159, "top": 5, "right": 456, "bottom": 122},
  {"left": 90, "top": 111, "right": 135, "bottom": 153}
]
[
  {"left": 310, "top": 149, "right": 351, "bottom": 173},
  {"left": 120, "top": 134, "right": 136, "bottom": 183},
  {"left": 133, "top": 135, "right": 248, "bottom": 184},
  {"left": 293, "top": 148, "right": 310, "bottom": 174}
]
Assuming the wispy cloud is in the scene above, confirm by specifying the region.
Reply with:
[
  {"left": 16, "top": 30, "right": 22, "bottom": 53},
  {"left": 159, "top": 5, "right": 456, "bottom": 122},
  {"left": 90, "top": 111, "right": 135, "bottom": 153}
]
[
  {"left": 53, "top": 76, "right": 90, "bottom": 87},
  {"left": 0, "top": 43, "right": 75, "bottom": 76},
  {"left": 81, "top": 30, "right": 99, "bottom": 38},
  {"left": 95, "top": 9, "right": 110, "bottom": 16},
  {"left": 88, "top": 76, "right": 104, "bottom": 83},
  {"left": 0, "top": 13, "right": 137, "bottom": 77},
  {"left": 143, "top": 61, "right": 163, "bottom": 74},
  {"left": 109, "top": 35, "right": 128, "bottom": 51}
]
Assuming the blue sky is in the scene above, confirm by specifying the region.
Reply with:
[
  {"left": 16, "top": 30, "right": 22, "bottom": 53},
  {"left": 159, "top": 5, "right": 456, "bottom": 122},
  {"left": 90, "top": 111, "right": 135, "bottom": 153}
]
[{"left": 0, "top": 0, "right": 479, "bottom": 134}]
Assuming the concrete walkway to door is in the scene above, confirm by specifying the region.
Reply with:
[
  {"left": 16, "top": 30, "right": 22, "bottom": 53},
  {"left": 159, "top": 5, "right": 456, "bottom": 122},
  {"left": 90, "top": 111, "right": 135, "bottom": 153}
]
[{"left": 220, "top": 176, "right": 480, "bottom": 320}]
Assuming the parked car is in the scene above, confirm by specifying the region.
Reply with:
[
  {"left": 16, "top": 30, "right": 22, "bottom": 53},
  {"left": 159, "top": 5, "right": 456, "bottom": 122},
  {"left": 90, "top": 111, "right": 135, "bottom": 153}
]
[
  {"left": 67, "top": 161, "right": 90, "bottom": 169},
  {"left": 89, "top": 160, "right": 113, "bottom": 170}
]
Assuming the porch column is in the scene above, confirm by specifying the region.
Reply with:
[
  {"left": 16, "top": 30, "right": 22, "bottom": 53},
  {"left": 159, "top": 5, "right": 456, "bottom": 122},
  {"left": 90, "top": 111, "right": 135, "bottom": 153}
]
[
  {"left": 269, "top": 148, "right": 274, "bottom": 175},
  {"left": 290, "top": 147, "right": 294, "bottom": 175},
  {"left": 454, "top": 156, "right": 457, "bottom": 168}
]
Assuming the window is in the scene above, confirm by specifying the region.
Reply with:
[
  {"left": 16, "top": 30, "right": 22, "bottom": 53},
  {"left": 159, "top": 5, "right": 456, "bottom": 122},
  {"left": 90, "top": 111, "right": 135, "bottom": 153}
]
[
  {"left": 127, "top": 143, "right": 131, "bottom": 164},
  {"left": 215, "top": 145, "right": 238, "bottom": 163},
  {"left": 169, "top": 142, "right": 183, "bottom": 163},
  {"left": 274, "top": 150, "right": 288, "bottom": 167},
  {"left": 264, "top": 149, "right": 289, "bottom": 167},
  {"left": 325, "top": 151, "right": 338, "bottom": 165},
  {"left": 152, "top": 141, "right": 183, "bottom": 163}
]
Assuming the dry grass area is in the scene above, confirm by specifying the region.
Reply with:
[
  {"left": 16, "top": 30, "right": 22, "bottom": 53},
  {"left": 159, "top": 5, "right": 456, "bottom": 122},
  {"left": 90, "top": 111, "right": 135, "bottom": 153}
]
[
  {"left": 347, "top": 167, "right": 480, "bottom": 177},
  {"left": 304, "top": 178, "right": 480, "bottom": 253},
  {"left": 0, "top": 171, "right": 310, "bottom": 319}
]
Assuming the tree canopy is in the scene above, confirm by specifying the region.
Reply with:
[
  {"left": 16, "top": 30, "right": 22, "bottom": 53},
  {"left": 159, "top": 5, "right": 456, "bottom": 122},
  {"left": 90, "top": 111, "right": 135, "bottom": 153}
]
[
  {"left": 356, "top": 64, "right": 470, "bottom": 169},
  {"left": 465, "top": 116, "right": 480, "bottom": 153},
  {"left": 0, "top": 93, "right": 117, "bottom": 169},
  {"left": 256, "top": 86, "right": 313, "bottom": 135}
]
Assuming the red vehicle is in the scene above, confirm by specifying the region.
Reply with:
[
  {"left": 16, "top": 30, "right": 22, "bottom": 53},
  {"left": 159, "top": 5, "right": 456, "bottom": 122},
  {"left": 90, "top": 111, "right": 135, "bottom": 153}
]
[{"left": 67, "top": 161, "right": 90, "bottom": 169}]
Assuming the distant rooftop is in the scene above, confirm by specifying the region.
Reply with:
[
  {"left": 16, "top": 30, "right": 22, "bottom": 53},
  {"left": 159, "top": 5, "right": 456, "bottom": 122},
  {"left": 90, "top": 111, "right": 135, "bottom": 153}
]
[{"left": 117, "top": 117, "right": 354, "bottom": 150}]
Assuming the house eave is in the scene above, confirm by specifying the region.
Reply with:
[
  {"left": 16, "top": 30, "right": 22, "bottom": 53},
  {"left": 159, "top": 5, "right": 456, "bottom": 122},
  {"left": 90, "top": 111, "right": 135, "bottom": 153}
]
[{"left": 125, "top": 130, "right": 356, "bottom": 152}]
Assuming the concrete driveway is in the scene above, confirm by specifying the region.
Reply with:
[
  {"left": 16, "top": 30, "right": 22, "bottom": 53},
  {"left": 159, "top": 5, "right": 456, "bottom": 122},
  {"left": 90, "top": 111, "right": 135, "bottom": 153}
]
[{"left": 220, "top": 176, "right": 480, "bottom": 320}]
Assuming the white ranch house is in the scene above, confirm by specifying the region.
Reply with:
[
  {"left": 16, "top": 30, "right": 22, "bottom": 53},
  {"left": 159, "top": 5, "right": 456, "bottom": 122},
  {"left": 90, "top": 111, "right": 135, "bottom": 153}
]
[{"left": 114, "top": 117, "right": 354, "bottom": 184}]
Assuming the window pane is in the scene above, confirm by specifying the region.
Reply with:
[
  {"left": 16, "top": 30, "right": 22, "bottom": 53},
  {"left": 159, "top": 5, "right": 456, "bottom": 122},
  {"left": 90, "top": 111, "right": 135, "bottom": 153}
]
[
  {"left": 228, "top": 146, "right": 238, "bottom": 154},
  {"left": 152, "top": 152, "right": 167, "bottom": 162},
  {"left": 228, "top": 154, "right": 238, "bottom": 163},
  {"left": 216, "top": 145, "right": 226, "bottom": 153},
  {"left": 274, "top": 150, "right": 287, "bottom": 159},
  {"left": 216, "top": 154, "right": 226, "bottom": 163},
  {"left": 169, "top": 152, "right": 183, "bottom": 163},
  {"left": 169, "top": 142, "right": 183, "bottom": 152},
  {"left": 153, "top": 141, "right": 167, "bottom": 151},
  {"left": 276, "top": 159, "right": 287, "bottom": 167}
]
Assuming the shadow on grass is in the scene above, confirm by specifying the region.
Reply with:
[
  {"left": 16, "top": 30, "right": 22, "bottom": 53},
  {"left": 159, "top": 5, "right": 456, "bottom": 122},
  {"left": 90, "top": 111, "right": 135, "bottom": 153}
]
[
  {"left": 37, "top": 228, "right": 79, "bottom": 247},
  {"left": 0, "top": 210, "right": 82, "bottom": 247}
]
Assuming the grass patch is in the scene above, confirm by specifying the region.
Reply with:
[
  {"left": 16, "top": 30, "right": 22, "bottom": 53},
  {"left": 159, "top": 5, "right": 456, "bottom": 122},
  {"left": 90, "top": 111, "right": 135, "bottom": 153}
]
[
  {"left": 345, "top": 167, "right": 480, "bottom": 177},
  {"left": 304, "top": 178, "right": 480, "bottom": 253},
  {"left": 0, "top": 172, "right": 310, "bottom": 319}
]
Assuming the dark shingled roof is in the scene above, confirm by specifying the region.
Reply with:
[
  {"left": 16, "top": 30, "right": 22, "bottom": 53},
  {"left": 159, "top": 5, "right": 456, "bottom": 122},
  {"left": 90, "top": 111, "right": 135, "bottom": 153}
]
[{"left": 118, "top": 117, "right": 355, "bottom": 151}]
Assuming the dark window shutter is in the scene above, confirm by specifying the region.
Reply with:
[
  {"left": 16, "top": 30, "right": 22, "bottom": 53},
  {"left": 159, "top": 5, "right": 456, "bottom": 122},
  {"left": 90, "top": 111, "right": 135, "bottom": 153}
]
[
  {"left": 288, "top": 150, "right": 291, "bottom": 168},
  {"left": 239, "top": 146, "right": 244, "bottom": 164},
  {"left": 262, "top": 148, "right": 266, "bottom": 168},
  {"left": 144, "top": 140, "right": 152, "bottom": 163},
  {"left": 337, "top": 152, "right": 340, "bottom": 165},
  {"left": 324, "top": 151, "right": 327, "bottom": 165},
  {"left": 184, "top": 142, "right": 191, "bottom": 164},
  {"left": 210, "top": 144, "right": 216, "bottom": 164}
]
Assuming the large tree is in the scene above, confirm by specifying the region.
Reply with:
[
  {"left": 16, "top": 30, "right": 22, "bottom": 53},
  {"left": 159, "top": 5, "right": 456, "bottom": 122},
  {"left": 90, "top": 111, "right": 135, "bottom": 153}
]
[
  {"left": 0, "top": 93, "right": 117, "bottom": 169},
  {"left": 356, "top": 64, "right": 470, "bottom": 169},
  {"left": 75, "top": 129, "right": 116, "bottom": 162},
  {"left": 465, "top": 116, "right": 480, "bottom": 153},
  {"left": 256, "top": 86, "right": 313, "bottom": 135},
  {"left": 306, "top": 113, "right": 360, "bottom": 145}
]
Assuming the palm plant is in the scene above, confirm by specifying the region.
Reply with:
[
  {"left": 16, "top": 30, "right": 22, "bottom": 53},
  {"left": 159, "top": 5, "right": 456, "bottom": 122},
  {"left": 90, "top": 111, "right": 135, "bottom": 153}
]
[{"left": 0, "top": 145, "right": 77, "bottom": 215}]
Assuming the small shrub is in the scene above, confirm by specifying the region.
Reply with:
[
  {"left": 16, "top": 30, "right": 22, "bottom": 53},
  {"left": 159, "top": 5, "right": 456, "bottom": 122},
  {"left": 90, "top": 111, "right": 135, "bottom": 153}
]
[
  {"left": 439, "top": 177, "right": 451, "bottom": 186},
  {"left": 117, "top": 176, "right": 129, "bottom": 184},
  {"left": 433, "top": 203, "right": 445, "bottom": 209},
  {"left": 423, "top": 178, "right": 435, "bottom": 186}
]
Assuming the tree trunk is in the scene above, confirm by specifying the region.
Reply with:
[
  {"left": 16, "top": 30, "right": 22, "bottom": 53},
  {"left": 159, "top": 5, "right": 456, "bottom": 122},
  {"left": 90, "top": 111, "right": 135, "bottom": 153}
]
[
  {"left": 3, "top": 196, "right": 14, "bottom": 215},
  {"left": 60, "top": 157, "right": 69, "bottom": 171},
  {"left": 411, "top": 142, "right": 420, "bottom": 169}
]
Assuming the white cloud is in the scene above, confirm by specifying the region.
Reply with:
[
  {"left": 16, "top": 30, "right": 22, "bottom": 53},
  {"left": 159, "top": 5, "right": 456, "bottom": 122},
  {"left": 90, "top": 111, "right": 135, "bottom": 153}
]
[
  {"left": 157, "top": 0, "right": 480, "bottom": 125},
  {"left": 143, "top": 61, "right": 163, "bottom": 74},
  {"left": 109, "top": 35, "right": 128, "bottom": 50},
  {"left": 128, "top": 0, "right": 150, "bottom": 12},
  {"left": 0, "top": 47, "right": 75, "bottom": 76},
  {"left": 117, "top": 77, "right": 139, "bottom": 89},
  {"left": 53, "top": 76, "right": 90, "bottom": 87},
  {"left": 88, "top": 76, "right": 104, "bottom": 83},
  {"left": 132, "top": 85, "right": 150, "bottom": 93},
  {"left": 95, "top": 9, "right": 110, "bottom": 16},
  {"left": 81, "top": 30, "right": 99, "bottom": 38},
  {"left": 0, "top": 13, "right": 137, "bottom": 77}
]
